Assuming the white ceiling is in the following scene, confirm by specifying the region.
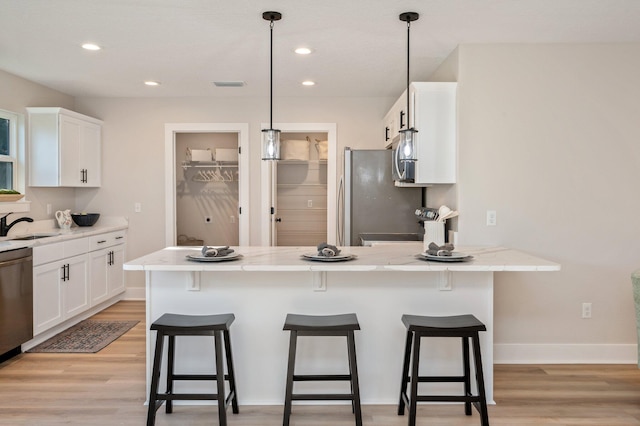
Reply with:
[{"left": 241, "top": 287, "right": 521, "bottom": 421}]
[{"left": 2, "top": 0, "right": 640, "bottom": 99}]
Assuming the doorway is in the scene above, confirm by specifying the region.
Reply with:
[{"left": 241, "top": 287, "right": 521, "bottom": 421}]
[
  {"left": 260, "top": 123, "right": 337, "bottom": 246},
  {"left": 175, "top": 133, "right": 238, "bottom": 246},
  {"left": 273, "top": 132, "right": 327, "bottom": 246},
  {"left": 164, "top": 123, "right": 249, "bottom": 247}
]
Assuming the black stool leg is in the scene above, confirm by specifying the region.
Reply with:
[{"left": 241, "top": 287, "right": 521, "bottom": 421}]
[
  {"left": 472, "top": 333, "right": 490, "bottom": 426},
  {"left": 223, "top": 329, "right": 239, "bottom": 414},
  {"left": 166, "top": 335, "right": 175, "bottom": 414},
  {"left": 283, "top": 330, "right": 298, "bottom": 426},
  {"left": 408, "top": 332, "right": 421, "bottom": 426},
  {"left": 347, "top": 330, "right": 363, "bottom": 426},
  {"left": 462, "top": 336, "right": 471, "bottom": 415},
  {"left": 214, "top": 330, "right": 227, "bottom": 426},
  {"left": 147, "top": 331, "right": 165, "bottom": 426},
  {"left": 398, "top": 329, "right": 413, "bottom": 415}
]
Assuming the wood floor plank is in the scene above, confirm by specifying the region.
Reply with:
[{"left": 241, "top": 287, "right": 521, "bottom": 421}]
[{"left": 2, "top": 300, "right": 640, "bottom": 425}]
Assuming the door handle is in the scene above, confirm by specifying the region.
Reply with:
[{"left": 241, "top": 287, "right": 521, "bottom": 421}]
[
  {"left": 385, "top": 127, "right": 390, "bottom": 141},
  {"left": 400, "top": 110, "right": 405, "bottom": 129}
]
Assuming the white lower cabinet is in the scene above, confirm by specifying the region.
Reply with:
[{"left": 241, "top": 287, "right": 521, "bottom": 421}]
[
  {"left": 33, "top": 253, "right": 89, "bottom": 336},
  {"left": 89, "top": 231, "right": 126, "bottom": 306},
  {"left": 32, "top": 230, "right": 127, "bottom": 336}
]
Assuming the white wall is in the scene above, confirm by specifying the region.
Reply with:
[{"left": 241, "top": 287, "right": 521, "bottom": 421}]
[
  {"left": 0, "top": 69, "right": 77, "bottom": 214},
  {"left": 446, "top": 44, "right": 640, "bottom": 361}
]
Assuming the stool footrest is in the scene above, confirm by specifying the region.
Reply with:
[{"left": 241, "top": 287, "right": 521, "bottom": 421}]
[
  {"left": 293, "top": 374, "right": 351, "bottom": 382},
  {"left": 416, "top": 395, "right": 481, "bottom": 403},
  {"left": 156, "top": 393, "right": 220, "bottom": 401},
  {"left": 416, "top": 375, "right": 466, "bottom": 383},
  {"left": 292, "top": 393, "right": 355, "bottom": 401},
  {"left": 171, "top": 373, "right": 231, "bottom": 381}
]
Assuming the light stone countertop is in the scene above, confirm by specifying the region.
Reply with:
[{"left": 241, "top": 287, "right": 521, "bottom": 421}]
[
  {"left": 0, "top": 216, "right": 129, "bottom": 253},
  {"left": 124, "top": 244, "right": 560, "bottom": 272}
]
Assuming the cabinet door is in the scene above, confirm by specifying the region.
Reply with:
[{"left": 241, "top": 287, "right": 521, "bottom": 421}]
[
  {"left": 108, "top": 245, "right": 125, "bottom": 296},
  {"left": 58, "top": 114, "right": 83, "bottom": 186},
  {"left": 63, "top": 254, "right": 90, "bottom": 318},
  {"left": 413, "top": 82, "right": 457, "bottom": 184},
  {"left": 89, "top": 249, "right": 109, "bottom": 306},
  {"left": 80, "top": 121, "right": 101, "bottom": 187},
  {"left": 33, "top": 260, "right": 65, "bottom": 335}
]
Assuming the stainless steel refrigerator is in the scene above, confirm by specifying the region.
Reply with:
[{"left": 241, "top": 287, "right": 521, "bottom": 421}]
[{"left": 338, "top": 148, "right": 423, "bottom": 246}]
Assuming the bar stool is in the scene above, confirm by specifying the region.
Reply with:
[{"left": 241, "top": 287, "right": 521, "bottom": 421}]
[
  {"left": 398, "top": 314, "right": 489, "bottom": 426},
  {"left": 282, "top": 313, "right": 362, "bottom": 426},
  {"left": 146, "top": 313, "right": 239, "bottom": 426}
]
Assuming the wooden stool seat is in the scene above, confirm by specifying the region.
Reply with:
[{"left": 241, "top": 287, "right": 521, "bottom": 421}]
[
  {"left": 146, "top": 313, "right": 239, "bottom": 426},
  {"left": 283, "top": 313, "right": 362, "bottom": 426},
  {"left": 398, "top": 314, "right": 490, "bottom": 426}
]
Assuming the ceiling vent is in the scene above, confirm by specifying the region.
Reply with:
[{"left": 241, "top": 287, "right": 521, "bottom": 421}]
[{"left": 213, "top": 81, "right": 246, "bottom": 87}]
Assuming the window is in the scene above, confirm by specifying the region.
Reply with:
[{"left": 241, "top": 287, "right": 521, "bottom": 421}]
[{"left": 0, "top": 109, "right": 18, "bottom": 190}]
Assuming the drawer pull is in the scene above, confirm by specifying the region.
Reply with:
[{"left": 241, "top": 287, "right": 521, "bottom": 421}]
[
  {"left": 115, "top": 236, "right": 124, "bottom": 240},
  {"left": 97, "top": 240, "right": 107, "bottom": 244}
]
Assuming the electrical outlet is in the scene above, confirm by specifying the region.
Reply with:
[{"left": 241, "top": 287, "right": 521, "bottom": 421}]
[
  {"left": 46, "top": 203, "right": 52, "bottom": 215},
  {"left": 582, "top": 302, "right": 592, "bottom": 319},
  {"left": 307, "top": 200, "right": 313, "bottom": 208},
  {"left": 134, "top": 202, "right": 141, "bottom": 213},
  {"left": 230, "top": 216, "right": 235, "bottom": 224},
  {"left": 486, "top": 210, "right": 497, "bottom": 226}
]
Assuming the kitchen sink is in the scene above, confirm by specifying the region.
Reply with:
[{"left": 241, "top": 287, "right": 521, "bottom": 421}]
[{"left": 11, "top": 232, "right": 61, "bottom": 240}]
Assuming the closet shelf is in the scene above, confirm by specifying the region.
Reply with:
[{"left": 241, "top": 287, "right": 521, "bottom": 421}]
[
  {"left": 182, "top": 161, "right": 238, "bottom": 169},
  {"left": 276, "top": 183, "right": 327, "bottom": 187}
]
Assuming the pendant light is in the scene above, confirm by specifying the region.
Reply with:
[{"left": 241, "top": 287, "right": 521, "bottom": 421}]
[
  {"left": 262, "top": 11, "right": 282, "bottom": 160},
  {"left": 397, "top": 12, "right": 419, "bottom": 163}
]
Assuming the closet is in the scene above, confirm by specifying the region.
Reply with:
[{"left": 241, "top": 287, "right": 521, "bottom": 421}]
[
  {"left": 175, "top": 133, "right": 239, "bottom": 246},
  {"left": 274, "top": 132, "right": 328, "bottom": 246}
]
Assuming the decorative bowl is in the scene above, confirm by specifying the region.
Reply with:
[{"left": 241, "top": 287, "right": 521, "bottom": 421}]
[{"left": 71, "top": 213, "right": 100, "bottom": 227}]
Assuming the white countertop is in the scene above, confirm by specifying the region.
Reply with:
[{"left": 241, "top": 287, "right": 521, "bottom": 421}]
[
  {"left": 124, "top": 244, "right": 560, "bottom": 272},
  {"left": 0, "top": 216, "right": 129, "bottom": 252}
]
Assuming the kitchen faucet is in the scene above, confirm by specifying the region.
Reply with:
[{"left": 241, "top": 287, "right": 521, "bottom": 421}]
[{"left": 0, "top": 213, "right": 34, "bottom": 237}]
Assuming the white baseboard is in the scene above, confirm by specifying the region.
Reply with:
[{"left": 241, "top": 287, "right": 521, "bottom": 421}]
[
  {"left": 124, "top": 286, "right": 146, "bottom": 300},
  {"left": 494, "top": 343, "right": 639, "bottom": 364}
]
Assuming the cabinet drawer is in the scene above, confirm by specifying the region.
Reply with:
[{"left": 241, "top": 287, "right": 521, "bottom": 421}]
[
  {"left": 89, "top": 231, "right": 127, "bottom": 251},
  {"left": 34, "top": 238, "right": 89, "bottom": 266}
]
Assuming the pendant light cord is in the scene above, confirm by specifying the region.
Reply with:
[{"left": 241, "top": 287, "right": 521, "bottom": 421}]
[
  {"left": 269, "top": 19, "right": 274, "bottom": 129},
  {"left": 406, "top": 19, "right": 411, "bottom": 129}
]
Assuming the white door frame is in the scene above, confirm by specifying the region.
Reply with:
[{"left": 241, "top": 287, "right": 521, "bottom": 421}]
[
  {"left": 165, "top": 123, "right": 250, "bottom": 247},
  {"left": 260, "top": 122, "right": 337, "bottom": 246}
]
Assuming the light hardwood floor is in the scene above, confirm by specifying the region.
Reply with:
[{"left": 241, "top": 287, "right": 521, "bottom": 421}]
[{"left": 2, "top": 300, "right": 640, "bottom": 425}]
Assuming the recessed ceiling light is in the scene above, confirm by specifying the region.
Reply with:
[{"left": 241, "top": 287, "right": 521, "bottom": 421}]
[
  {"left": 144, "top": 81, "right": 160, "bottom": 86},
  {"left": 302, "top": 80, "right": 315, "bottom": 86},
  {"left": 82, "top": 43, "right": 101, "bottom": 51},
  {"left": 295, "top": 47, "right": 313, "bottom": 55}
]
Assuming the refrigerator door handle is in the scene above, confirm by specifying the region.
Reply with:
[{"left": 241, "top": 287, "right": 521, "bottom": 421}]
[{"left": 337, "top": 174, "right": 344, "bottom": 246}]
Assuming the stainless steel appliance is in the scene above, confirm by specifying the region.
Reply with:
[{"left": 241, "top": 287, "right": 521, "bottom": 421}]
[
  {"left": 0, "top": 247, "right": 33, "bottom": 358},
  {"left": 338, "top": 148, "right": 423, "bottom": 246}
]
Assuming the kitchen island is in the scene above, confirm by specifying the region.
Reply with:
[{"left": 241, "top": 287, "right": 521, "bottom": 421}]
[{"left": 124, "top": 245, "right": 559, "bottom": 405}]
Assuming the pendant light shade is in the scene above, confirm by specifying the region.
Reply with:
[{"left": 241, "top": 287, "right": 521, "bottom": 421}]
[
  {"left": 398, "top": 12, "right": 419, "bottom": 163},
  {"left": 262, "top": 11, "right": 282, "bottom": 161}
]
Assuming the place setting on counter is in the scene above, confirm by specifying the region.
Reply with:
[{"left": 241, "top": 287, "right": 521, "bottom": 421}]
[
  {"left": 416, "top": 242, "right": 474, "bottom": 263},
  {"left": 300, "top": 242, "right": 357, "bottom": 262},
  {"left": 185, "top": 245, "right": 243, "bottom": 262}
]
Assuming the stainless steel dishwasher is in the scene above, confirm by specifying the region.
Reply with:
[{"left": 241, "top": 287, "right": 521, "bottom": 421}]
[{"left": 0, "top": 246, "right": 33, "bottom": 358}]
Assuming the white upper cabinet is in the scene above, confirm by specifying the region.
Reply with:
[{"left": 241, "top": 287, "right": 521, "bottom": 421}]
[
  {"left": 27, "top": 107, "right": 102, "bottom": 187},
  {"left": 384, "top": 82, "right": 457, "bottom": 185}
]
